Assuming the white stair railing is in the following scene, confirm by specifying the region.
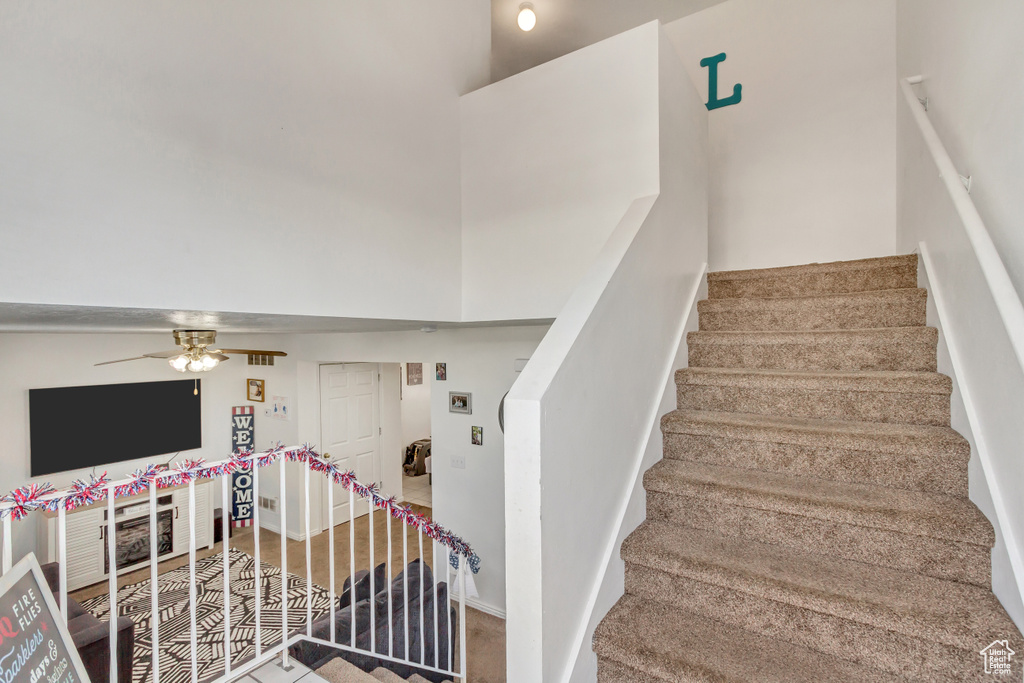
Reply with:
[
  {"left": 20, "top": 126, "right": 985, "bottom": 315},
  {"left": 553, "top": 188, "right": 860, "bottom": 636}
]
[{"left": 0, "top": 444, "right": 476, "bottom": 683}]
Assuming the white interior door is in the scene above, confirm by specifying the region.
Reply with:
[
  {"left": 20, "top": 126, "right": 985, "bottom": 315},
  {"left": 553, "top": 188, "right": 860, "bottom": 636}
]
[{"left": 320, "top": 363, "right": 381, "bottom": 525}]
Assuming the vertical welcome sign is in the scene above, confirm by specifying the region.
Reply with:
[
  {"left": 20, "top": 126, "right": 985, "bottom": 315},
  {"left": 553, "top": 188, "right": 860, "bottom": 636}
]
[{"left": 230, "top": 406, "right": 255, "bottom": 527}]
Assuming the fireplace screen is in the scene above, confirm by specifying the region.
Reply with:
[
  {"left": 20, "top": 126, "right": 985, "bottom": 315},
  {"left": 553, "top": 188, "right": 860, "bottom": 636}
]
[{"left": 105, "top": 508, "right": 174, "bottom": 573}]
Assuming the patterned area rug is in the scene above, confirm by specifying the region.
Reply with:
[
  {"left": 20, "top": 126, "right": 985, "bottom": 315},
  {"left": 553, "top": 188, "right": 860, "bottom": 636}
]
[{"left": 80, "top": 548, "right": 331, "bottom": 683}]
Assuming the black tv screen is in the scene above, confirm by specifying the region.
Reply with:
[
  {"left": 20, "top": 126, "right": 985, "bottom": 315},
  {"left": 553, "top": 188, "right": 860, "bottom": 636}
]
[{"left": 29, "top": 379, "right": 202, "bottom": 477}]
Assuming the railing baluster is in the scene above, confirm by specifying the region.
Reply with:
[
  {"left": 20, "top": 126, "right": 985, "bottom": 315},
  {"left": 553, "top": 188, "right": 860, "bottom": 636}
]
[
  {"left": 2, "top": 516, "right": 11, "bottom": 574},
  {"left": 253, "top": 457, "right": 262, "bottom": 656},
  {"left": 188, "top": 480, "right": 198, "bottom": 683},
  {"left": 403, "top": 518, "right": 409, "bottom": 663},
  {"left": 386, "top": 511, "right": 393, "bottom": 659},
  {"left": 57, "top": 507, "right": 68, "bottom": 622},
  {"left": 433, "top": 539, "right": 439, "bottom": 669},
  {"left": 107, "top": 483, "right": 117, "bottom": 683},
  {"left": 349, "top": 488, "right": 355, "bottom": 650},
  {"left": 418, "top": 529, "right": 424, "bottom": 665},
  {"left": 280, "top": 455, "right": 289, "bottom": 667},
  {"left": 369, "top": 505, "right": 375, "bottom": 654},
  {"left": 150, "top": 481, "right": 160, "bottom": 683},
  {"left": 327, "top": 472, "right": 335, "bottom": 645},
  {"left": 221, "top": 474, "right": 231, "bottom": 676},
  {"left": 446, "top": 550, "right": 452, "bottom": 673},
  {"left": 459, "top": 558, "right": 467, "bottom": 681},
  {"left": 304, "top": 459, "right": 313, "bottom": 637}
]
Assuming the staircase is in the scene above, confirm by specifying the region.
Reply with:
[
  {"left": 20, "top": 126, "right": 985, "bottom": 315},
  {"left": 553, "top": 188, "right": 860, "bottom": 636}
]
[
  {"left": 315, "top": 657, "right": 453, "bottom": 683},
  {"left": 593, "top": 254, "right": 1024, "bottom": 681}
]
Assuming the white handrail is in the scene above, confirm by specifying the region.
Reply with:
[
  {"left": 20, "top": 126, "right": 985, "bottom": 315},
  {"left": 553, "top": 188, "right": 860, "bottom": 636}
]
[{"left": 900, "top": 76, "right": 1024, "bottom": 372}]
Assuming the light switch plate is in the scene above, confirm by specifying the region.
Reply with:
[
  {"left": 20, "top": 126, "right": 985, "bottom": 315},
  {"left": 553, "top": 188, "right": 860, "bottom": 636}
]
[{"left": 451, "top": 455, "right": 466, "bottom": 469}]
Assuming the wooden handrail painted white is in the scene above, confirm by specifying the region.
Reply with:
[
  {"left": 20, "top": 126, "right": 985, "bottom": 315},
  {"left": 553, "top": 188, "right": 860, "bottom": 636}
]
[{"left": 900, "top": 76, "right": 1024, "bottom": 372}]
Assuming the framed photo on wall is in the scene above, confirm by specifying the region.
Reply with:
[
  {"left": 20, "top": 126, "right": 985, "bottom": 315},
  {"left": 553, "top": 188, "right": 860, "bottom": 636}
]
[
  {"left": 436, "top": 362, "right": 447, "bottom": 381},
  {"left": 247, "top": 378, "right": 265, "bottom": 402},
  {"left": 449, "top": 391, "right": 472, "bottom": 414},
  {"left": 407, "top": 363, "right": 423, "bottom": 386},
  {"left": 472, "top": 426, "right": 483, "bottom": 445}
]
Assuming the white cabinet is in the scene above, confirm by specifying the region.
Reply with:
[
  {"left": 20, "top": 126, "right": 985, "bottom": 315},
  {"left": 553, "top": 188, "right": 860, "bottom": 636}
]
[{"left": 41, "top": 480, "right": 214, "bottom": 592}]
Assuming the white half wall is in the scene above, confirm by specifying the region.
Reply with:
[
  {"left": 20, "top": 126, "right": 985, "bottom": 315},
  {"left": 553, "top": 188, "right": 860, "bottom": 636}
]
[
  {"left": 460, "top": 23, "right": 661, "bottom": 321},
  {"left": 665, "top": 0, "right": 898, "bottom": 272},
  {"left": 0, "top": 1, "right": 490, "bottom": 321}
]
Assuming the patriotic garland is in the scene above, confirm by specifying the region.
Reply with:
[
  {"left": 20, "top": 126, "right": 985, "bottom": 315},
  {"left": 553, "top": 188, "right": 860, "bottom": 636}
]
[{"left": 0, "top": 444, "right": 480, "bottom": 574}]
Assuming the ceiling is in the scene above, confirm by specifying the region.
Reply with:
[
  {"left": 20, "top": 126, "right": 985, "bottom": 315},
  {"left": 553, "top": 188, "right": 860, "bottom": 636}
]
[
  {"left": 0, "top": 303, "right": 552, "bottom": 335},
  {"left": 490, "top": 0, "right": 731, "bottom": 82}
]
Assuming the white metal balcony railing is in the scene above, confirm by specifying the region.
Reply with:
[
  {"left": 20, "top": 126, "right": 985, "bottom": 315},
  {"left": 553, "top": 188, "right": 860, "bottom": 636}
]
[{"left": 0, "top": 444, "right": 476, "bottom": 683}]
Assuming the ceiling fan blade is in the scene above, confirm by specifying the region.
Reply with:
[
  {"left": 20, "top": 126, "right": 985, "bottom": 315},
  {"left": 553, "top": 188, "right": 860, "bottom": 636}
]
[
  {"left": 94, "top": 356, "right": 151, "bottom": 366},
  {"left": 213, "top": 349, "right": 288, "bottom": 357},
  {"left": 143, "top": 350, "right": 189, "bottom": 359},
  {"left": 207, "top": 352, "right": 230, "bottom": 362}
]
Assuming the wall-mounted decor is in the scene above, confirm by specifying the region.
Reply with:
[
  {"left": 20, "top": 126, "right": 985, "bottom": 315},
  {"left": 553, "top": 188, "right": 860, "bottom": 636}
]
[
  {"left": 407, "top": 362, "right": 423, "bottom": 386},
  {"left": 472, "top": 426, "right": 483, "bottom": 446},
  {"left": 230, "top": 406, "right": 255, "bottom": 527},
  {"left": 700, "top": 52, "right": 742, "bottom": 110},
  {"left": 247, "top": 378, "right": 265, "bottom": 402},
  {"left": 436, "top": 363, "right": 447, "bottom": 381},
  {"left": 449, "top": 392, "right": 472, "bottom": 414},
  {"left": 267, "top": 395, "right": 291, "bottom": 421}
]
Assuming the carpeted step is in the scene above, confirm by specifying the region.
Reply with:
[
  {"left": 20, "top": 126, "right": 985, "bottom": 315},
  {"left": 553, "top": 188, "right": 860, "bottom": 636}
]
[
  {"left": 621, "top": 522, "right": 1023, "bottom": 682},
  {"left": 594, "top": 594, "right": 902, "bottom": 682},
  {"left": 316, "top": 658, "right": 379, "bottom": 683},
  {"left": 643, "top": 459, "right": 992, "bottom": 586},
  {"left": 687, "top": 327, "right": 938, "bottom": 372},
  {"left": 698, "top": 288, "right": 927, "bottom": 331},
  {"left": 662, "top": 410, "right": 969, "bottom": 495},
  {"left": 707, "top": 254, "right": 918, "bottom": 299},
  {"left": 676, "top": 367, "right": 951, "bottom": 426}
]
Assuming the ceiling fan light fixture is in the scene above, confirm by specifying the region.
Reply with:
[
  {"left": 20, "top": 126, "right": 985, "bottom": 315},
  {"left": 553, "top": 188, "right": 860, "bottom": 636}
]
[
  {"left": 201, "top": 354, "right": 219, "bottom": 369},
  {"left": 517, "top": 2, "right": 536, "bottom": 31},
  {"left": 187, "top": 358, "right": 204, "bottom": 373},
  {"left": 170, "top": 356, "right": 189, "bottom": 372}
]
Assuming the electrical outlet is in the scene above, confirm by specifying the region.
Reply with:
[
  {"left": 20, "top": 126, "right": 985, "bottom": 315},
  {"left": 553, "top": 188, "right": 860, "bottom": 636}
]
[{"left": 451, "top": 455, "right": 466, "bottom": 469}]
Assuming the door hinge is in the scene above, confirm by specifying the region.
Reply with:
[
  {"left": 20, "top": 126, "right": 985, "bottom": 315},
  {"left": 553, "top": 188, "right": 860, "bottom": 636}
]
[{"left": 379, "top": 427, "right": 382, "bottom": 435}]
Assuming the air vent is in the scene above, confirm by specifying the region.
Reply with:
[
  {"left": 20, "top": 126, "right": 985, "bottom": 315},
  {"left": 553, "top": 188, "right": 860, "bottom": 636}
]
[
  {"left": 258, "top": 495, "right": 277, "bottom": 512},
  {"left": 248, "top": 354, "right": 275, "bottom": 366}
]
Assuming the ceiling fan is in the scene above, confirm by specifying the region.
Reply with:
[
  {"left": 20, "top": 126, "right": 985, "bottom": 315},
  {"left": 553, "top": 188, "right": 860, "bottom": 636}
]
[{"left": 96, "top": 330, "right": 287, "bottom": 373}]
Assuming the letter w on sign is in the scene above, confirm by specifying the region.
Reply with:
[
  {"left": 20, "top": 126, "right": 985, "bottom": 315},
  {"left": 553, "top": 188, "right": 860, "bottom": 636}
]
[{"left": 231, "top": 406, "right": 255, "bottom": 527}]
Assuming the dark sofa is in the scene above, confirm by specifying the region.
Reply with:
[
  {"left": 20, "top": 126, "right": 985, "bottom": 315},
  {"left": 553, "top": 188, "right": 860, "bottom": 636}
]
[
  {"left": 41, "top": 563, "right": 136, "bottom": 683},
  {"left": 290, "top": 559, "right": 456, "bottom": 682}
]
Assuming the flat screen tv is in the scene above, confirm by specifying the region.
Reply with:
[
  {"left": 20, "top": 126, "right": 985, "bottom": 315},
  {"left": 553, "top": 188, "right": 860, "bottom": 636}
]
[{"left": 29, "top": 379, "right": 202, "bottom": 477}]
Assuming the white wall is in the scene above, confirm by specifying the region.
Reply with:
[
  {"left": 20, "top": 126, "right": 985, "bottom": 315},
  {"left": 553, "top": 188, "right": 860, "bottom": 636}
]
[
  {"left": 665, "top": 0, "right": 898, "bottom": 272},
  {"left": 281, "top": 325, "right": 549, "bottom": 615},
  {"left": 897, "top": 0, "right": 1024, "bottom": 302},
  {"left": 460, "top": 23, "right": 661, "bottom": 321},
  {"left": 0, "top": 1, "right": 490, "bottom": 321},
  {"left": 400, "top": 363, "right": 433, "bottom": 450},
  {"left": 0, "top": 332, "right": 295, "bottom": 562}
]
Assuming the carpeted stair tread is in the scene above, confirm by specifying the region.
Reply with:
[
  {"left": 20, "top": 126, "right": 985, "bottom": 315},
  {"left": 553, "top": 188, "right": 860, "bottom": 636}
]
[
  {"left": 676, "top": 367, "right": 950, "bottom": 394},
  {"left": 676, "top": 367, "right": 951, "bottom": 426},
  {"left": 698, "top": 288, "right": 927, "bottom": 331},
  {"left": 369, "top": 668, "right": 404, "bottom": 682},
  {"left": 707, "top": 254, "right": 917, "bottom": 299},
  {"left": 316, "top": 658, "right": 379, "bottom": 683},
  {"left": 643, "top": 458, "right": 992, "bottom": 548},
  {"left": 594, "top": 594, "right": 901, "bottom": 682},
  {"left": 688, "top": 326, "right": 937, "bottom": 372},
  {"left": 662, "top": 409, "right": 968, "bottom": 458},
  {"left": 621, "top": 521, "right": 1019, "bottom": 651}
]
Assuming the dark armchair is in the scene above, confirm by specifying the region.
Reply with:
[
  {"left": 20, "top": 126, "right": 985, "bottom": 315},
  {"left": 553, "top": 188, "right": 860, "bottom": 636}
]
[{"left": 41, "top": 562, "right": 135, "bottom": 683}]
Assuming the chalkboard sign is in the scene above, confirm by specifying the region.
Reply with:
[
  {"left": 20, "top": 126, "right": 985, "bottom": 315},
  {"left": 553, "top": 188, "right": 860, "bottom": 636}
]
[{"left": 0, "top": 554, "right": 89, "bottom": 683}]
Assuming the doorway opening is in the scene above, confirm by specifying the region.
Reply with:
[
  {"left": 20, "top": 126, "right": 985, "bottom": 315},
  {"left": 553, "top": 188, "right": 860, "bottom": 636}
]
[{"left": 400, "top": 362, "right": 432, "bottom": 509}]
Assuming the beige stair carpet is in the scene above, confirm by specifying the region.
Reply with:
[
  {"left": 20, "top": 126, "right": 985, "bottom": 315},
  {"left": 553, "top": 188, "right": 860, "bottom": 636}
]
[{"left": 594, "top": 254, "right": 1023, "bottom": 681}]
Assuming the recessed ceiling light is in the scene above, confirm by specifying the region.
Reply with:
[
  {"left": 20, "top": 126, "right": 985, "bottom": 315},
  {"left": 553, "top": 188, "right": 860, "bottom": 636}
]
[{"left": 518, "top": 2, "right": 536, "bottom": 31}]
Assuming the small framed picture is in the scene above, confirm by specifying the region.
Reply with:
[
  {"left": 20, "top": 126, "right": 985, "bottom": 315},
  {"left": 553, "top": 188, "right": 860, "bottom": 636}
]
[
  {"left": 247, "top": 378, "right": 265, "bottom": 402},
  {"left": 449, "top": 391, "right": 472, "bottom": 414},
  {"left": 407, "top": 362, "right": 423, "bottom": 386},
  {"left": 436, "top": 362, "right": 447, "bottom": 381},
  {"left": 472, "top": 426, "right": 483, "bottom": 446}
]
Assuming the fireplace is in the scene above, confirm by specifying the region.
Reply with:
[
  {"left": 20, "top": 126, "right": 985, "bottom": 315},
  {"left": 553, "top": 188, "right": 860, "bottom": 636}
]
[{"left": 105, "top": 508, "right": 174, "bottom": 573}]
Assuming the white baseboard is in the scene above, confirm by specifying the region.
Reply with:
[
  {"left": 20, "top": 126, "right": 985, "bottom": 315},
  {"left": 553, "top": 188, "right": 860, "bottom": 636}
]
[{"left": 455, "top": 595, "right": 506, "bottom": 620}]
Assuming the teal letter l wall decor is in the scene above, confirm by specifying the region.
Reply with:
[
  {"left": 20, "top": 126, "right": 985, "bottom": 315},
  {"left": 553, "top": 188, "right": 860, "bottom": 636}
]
[{"left": 700, "top": 52, "right": 742, "bottom": 110}]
